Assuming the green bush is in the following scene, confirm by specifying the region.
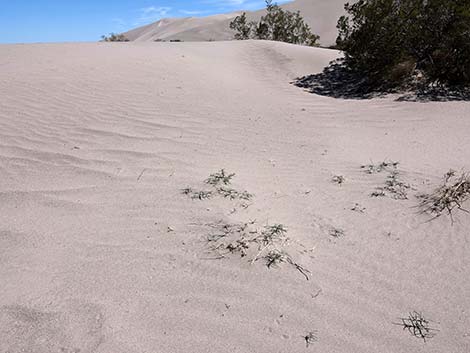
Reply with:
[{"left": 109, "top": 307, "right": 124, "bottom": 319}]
[
  {"left": 230, "top": 1, "right": 319, "bottom": 46},
  {"left": 101, "top": 33, "right": 129, "bottom": 42},
  {"left": 230, "top": 13, "right": 254, "bottom": 40},
  {"left": 336, "top": 0, "right": 470, "bottom": 87}
]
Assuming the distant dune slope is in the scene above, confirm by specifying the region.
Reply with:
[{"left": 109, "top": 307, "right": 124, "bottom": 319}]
[{"left": 124, "top": 0, "right": 347, "bottom": 46}]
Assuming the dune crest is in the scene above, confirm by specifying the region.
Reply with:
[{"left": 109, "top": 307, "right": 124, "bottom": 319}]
[{"left": 124, "top": 0, "right": 347, "bottom": 46}]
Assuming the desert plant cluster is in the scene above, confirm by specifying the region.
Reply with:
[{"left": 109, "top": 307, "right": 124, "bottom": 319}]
[
  {"left": 101, "top": 33, "right": 129, "bottom": 42},
  {"left": 205, "top": 220, "right": 311, "bottom": 280},
  {"left": 358, "top": 162, "right": 470, "bottom": 222},
  {"left": 372, "top": 172, "right": 411, "bottom": 200},
  {"left": 182, "top": 169, "right": 253, "bottom": 202},
  {"left": 360, "top": 161, "right": 411, "bottom": 200},
  {"left": 336, "top": 0, "right": 470, "bottom": 89},
  {"left": 183, "top": 170, "right": 310, "bottom": 280},
  {"left": 230, "top": 0, "right": 319, "bottom": 46}
]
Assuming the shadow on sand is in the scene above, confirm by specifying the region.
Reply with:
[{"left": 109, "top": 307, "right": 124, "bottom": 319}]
[{"left": 293, "top": 61, "right": 470, "bottom": 102}]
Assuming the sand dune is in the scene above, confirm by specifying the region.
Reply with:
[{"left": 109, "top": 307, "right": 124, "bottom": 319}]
[
  {"left": 124, "top": 0, "right": 347, "bottom": 46},
  {"left": 1, "top": 40, "right": 469, "bottom": 353}
]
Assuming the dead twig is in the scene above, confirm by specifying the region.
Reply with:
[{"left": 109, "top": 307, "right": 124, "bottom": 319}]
[
  {"left": 137, "top": 168, "right": 147, "bottom": 181},
  {"left": 394, "top": 311, "right": 438, "bottom": 342},
  {"left": 418, "top": 170, "right": 470, "bottom": 224}
]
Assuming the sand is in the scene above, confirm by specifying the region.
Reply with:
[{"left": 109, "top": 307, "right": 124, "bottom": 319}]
[{"left": 0, "top": 40, "right": 469, "bottom": 353}]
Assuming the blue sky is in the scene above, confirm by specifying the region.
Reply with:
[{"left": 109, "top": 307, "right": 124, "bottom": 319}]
[{"left": 0, "top": 0, "right": 290, "bottom": 44}]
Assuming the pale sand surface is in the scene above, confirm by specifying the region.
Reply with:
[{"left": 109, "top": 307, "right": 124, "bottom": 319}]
[
  {"left": 124, "top": 0, "right": 347, "bottom": 46},
  {"left": 0, "top": 40, "right": 469, "bottom": 353}
]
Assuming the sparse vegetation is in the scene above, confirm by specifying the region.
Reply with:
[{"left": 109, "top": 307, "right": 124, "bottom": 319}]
[
  {"left": 418, "top": 170, "right": 470, "bottom": 223},
  {"left": 336, "top": 0, "right": 470, "bottom": 89},
  {"left": 183, "top": 169, "right": 253, "bottom": 202},
  {"left": 101, "top": 33, "right": 129, "bottom": 42},
  {"left": 205, "top": 221, "right": 310, "bottom": 280},
  {"left": 230, "top": 0, "right": 319, "bottom": 46},
  {"left": 217, "top": 187, "right": 253, "bottom": 201},
  {"left": 372, "top": 170, "right": 411, "bottom": 200},
  {"left": 182, "top": 187, "right": 213, "bottom": 200},
  {"left": 208, "top": 221, "right": 256, "bottom": 258},
  {"left": 205, "top": 169, "right": 236, "bottom": 186},
  {"left": 383, "top": 171, "right": 411, "bottom": 200},
  {"left": 362, "top": 161, "right": 411, "bottom": 200},
  {"left": 259, "top": 224, "right": 288, "bottom": 247},
  {"left": 264, "top": 249, "right": 288, "bottom": 268},
  {"left": 395, "top": 311, "right": 438, "bottom": 342}
]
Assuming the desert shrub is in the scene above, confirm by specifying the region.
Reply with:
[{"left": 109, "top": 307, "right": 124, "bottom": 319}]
[
  {"left": 336, "top": 0, "right": 470, "bottom": 87},
  {"left": 230, "top": 0, "right": 319, "bottom": 46},
  {"left": 101, "top": 33, "right": 129, "bottom": 42},
  {"left": 229, "top": 13, "right": 254, "bottom": 40}
]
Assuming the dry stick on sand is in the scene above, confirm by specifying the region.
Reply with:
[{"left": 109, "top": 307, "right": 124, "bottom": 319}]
[
  {"left": 137, "top": 168, "right": 147, "bottom": 181},
  {"left": 394, "top": 311, "right": 439, "bottom": 342},
  {"left": 418, "top": 170, "right": 470, "bottom": 224}
]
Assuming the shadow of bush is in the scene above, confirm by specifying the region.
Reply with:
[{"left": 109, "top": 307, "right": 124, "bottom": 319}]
[{"left": 294, "top": 60, "right": 470, "bottom": 102}]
